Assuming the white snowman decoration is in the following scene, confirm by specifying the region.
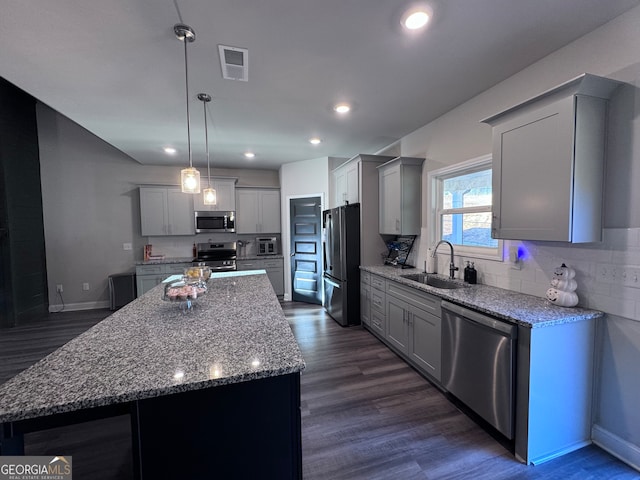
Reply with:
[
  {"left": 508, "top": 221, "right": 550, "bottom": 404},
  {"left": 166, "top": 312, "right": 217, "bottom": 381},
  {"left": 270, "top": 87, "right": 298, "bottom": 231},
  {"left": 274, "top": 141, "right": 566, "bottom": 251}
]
[{"left": 546, "top": 263, "right": 579, "bottom": 307}]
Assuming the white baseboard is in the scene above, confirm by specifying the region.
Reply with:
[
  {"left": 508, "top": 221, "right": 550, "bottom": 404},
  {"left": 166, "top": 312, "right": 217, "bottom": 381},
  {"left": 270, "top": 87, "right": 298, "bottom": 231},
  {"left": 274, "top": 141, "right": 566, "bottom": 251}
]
[
  {"left": 530, "top": 440, "right": 591, "bottom": 465},
  {"left": 592, "top": 424, "right": 640, "bottom": 472},
  {"left": 49, "top": 300, "right": 110, "bottom": 313}
]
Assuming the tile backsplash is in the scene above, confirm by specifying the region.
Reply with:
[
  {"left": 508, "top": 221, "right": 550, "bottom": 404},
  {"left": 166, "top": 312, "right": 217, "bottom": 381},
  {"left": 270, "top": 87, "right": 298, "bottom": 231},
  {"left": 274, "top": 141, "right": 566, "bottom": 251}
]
[{"left": 430, "top": 228, "right": 640, "bottom": 321}]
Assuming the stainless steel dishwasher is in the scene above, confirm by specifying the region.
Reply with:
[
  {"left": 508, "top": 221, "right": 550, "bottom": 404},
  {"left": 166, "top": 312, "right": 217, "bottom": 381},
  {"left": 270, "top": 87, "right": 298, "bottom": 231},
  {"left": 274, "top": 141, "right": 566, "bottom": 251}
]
[{"left": 441, "top": 300, "right": 517, "bottom": 439}]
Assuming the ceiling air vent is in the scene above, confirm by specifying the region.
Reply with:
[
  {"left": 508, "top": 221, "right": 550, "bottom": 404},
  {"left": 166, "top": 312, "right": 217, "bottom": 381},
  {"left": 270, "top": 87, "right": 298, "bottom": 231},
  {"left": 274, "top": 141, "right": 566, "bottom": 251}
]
[{"left": 218, "top": 45, "right": 248, "bottom": 81}]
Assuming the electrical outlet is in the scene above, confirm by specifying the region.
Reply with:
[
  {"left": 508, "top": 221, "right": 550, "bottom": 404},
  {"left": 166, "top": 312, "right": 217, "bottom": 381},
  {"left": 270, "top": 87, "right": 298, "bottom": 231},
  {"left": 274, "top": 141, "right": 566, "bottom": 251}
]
[
  {"left": 82, "top": 282, "right": 90, "bottom": 291},
  {"left": 56, "top": 284, "right": 63, "bottom": 293},
  {"left": 123, "top": 243, "right": 132, "bottom": 251}
]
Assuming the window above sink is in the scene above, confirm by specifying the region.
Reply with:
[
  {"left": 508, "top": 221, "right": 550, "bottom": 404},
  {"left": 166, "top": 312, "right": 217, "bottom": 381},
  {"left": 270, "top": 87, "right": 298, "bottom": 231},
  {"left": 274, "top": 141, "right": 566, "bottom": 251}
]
[{"left": 428, "top": 154, "right": 504, "bottom": 261}]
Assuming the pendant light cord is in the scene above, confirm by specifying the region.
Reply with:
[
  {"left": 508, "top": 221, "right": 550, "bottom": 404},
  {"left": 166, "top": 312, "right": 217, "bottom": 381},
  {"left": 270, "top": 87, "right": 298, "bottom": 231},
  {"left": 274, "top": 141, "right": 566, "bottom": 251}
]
[
  {"left": 204, "top": 100, "right": 211, "bottom": 187},
  {"left": 184, "top": 38, "right": 193, "bottom": 169}
]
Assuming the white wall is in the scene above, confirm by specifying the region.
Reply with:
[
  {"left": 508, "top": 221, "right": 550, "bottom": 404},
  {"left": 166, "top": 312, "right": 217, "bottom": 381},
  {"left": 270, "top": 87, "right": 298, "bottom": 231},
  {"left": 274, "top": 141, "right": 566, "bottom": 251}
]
[
  {"left": 397, "top": 5, "right": 640, "bottom": 469},
  {"left": 279, "top": 157, "right": 330, "bottom": 300},
  {"left": 37, "top": 104, "right": 278, "bottom": 310}
]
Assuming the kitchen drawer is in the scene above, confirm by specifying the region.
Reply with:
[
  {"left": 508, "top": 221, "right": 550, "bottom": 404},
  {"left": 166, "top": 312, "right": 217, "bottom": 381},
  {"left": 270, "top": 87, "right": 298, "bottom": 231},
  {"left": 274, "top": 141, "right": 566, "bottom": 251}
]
[
  {"left": 262, "top": 258, "right": 283, "bottom": 268},
  {"left": 387, "top": 280, "right": 440, "bottom": 317},
  {"left": 371, "top": 287, "right": 386, "bottom": 314},
  {"left": 370, "top": 274, "right": 385, "bottom": 291},
  {"left": 165, "top": 263, "right": 190, "bottom": 274},
  {"left": 136, "top": 265, "right": 164, "bottom": 275},
  {"left": 361, "top": 271, "right": 371, "bottom": 286},
  {"left": 237, "top": 260, "right": 263, "bottom": 270},
  {"left": 370, "top": 309, "right": 386, "bottom": 337}
]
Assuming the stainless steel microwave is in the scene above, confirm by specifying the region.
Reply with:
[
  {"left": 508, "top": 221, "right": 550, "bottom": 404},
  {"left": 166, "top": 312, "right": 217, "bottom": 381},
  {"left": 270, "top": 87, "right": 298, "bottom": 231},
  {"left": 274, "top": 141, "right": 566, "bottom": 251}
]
[{"left": 194, "top": 211, "right": 235, "bottom": 233}]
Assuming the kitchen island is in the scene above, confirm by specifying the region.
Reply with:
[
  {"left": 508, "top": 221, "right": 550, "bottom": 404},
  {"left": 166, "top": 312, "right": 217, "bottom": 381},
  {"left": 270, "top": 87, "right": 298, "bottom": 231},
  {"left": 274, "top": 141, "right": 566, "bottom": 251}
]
[{"left": 0, "top": 271, "right": 305, "bottom": 479}]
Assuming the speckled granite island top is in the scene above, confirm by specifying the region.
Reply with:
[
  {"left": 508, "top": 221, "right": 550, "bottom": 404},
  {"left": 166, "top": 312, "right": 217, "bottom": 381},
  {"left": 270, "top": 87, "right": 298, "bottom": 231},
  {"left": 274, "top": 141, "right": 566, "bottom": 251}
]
[
  {"left": 0, "top": 272, "right": 305, "bottom": 424},
  {"left": 361, "top": 265, "right": 603, "bottom": 328}
]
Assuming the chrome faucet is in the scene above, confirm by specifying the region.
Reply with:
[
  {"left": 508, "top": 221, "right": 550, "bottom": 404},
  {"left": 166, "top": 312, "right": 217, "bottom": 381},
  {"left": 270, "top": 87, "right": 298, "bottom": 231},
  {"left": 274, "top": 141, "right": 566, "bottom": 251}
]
[{"left": 432, "top": 240, "right": 458, "bottom": 279}]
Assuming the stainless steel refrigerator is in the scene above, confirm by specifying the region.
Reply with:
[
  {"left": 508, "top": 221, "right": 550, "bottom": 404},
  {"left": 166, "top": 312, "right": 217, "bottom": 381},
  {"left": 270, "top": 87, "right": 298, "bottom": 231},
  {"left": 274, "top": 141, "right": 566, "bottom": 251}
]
[{"left": 322, "top": 204, "right": 360, "bottom": 326}]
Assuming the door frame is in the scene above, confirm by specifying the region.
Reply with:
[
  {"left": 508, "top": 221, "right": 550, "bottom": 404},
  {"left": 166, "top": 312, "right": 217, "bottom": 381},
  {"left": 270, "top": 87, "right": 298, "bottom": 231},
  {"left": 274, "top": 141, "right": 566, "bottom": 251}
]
[{"left": 284, "top": 193, "right": 325, "bottom": 302}]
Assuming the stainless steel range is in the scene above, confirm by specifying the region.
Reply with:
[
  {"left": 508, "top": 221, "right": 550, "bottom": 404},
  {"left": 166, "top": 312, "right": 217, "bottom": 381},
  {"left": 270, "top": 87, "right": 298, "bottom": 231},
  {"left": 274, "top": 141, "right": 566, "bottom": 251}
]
[{"left": 193, "top": 242, "right": 237, "bottom": 272}]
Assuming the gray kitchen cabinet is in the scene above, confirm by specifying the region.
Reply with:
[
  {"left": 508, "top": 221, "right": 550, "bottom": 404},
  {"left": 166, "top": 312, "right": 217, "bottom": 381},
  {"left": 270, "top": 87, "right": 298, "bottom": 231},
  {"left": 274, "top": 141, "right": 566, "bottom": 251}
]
[
  {"left": 386, "top": 295, "right": 410, "bottom": 352},
  {"left": 360, "top": 271, "right": 371, "bottom": 327},
  {"left": 369, "top": 274, "right": 386, "bottom": 338},
  {"left": 193, "top": 177, "right": 237, "bottom": 211},
  {"left": 263, "top": 258, "right": 285, "bottom": 296},
  {"left": 378, "top": 157, "right": 424, "bottom": 235},
  {"left": 236, "top": 259, "right": 261, "bottom": 271},
  {"left": 235, "top": 188, "right": 281, "bottom": 233},
  {"left": 408, "top": 304, "right": 441, "bottom": 381},
  {"left": 329, "top": 155, "right": 395, "bottom": 265},
  {"left": 331, "top": 161, "right": 359, "bottom": 206},
  {"left": 236, "top": 258, "right": 284, "bottom": 295},
  {"left": 135, "top": 263, "right": 191, "bottom": 297},
  {"left": 481, "top": 73, "right": 622, "bottom": 243},
  {"left": 385, "top": 279, "right": 442, "bottom": 381},
  {"left": 140, "top": 187, "right": 194, "bottom": 236}
]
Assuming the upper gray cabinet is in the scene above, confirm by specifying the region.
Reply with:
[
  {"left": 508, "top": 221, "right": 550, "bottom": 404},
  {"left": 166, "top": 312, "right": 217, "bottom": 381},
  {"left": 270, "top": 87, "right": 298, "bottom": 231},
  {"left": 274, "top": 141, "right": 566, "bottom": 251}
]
[
  {"left": 378, "top": 157, "right": 424, "bottom": 235},
  {"left": 329, "top": 154, "right": 395, "bottom": 264},
  {"left": 235, "top": 187, "right": 281, "bottom": 233},
  {"left": 139, "top": 187, "right": 194, "bottom": 236},
  {"left": 193, "top": 177, "right": 237, "bottom": 211},
  {"left": 481, "top": 74, "right": 622, "bottom": 243}
]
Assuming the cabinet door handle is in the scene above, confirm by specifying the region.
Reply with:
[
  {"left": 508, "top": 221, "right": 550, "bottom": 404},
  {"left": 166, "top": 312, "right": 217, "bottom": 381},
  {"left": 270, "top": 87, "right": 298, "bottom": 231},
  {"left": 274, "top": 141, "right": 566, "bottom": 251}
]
[{"left": 396, "top": 219, "right": 400, "bottom": 231}]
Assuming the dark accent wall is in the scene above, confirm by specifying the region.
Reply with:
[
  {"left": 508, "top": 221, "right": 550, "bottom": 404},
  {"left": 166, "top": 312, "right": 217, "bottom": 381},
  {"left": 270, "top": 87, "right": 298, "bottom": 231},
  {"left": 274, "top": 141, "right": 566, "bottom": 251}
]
[{"left": 0, "top": 77, "right": 48, "bottom": 327}]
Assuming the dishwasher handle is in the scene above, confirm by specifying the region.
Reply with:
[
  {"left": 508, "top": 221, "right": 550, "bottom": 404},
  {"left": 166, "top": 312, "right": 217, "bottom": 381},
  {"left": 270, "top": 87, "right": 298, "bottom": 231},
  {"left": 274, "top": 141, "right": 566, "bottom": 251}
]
[{"left": 441, "top": 300, "right": 517, "bottom": 338}]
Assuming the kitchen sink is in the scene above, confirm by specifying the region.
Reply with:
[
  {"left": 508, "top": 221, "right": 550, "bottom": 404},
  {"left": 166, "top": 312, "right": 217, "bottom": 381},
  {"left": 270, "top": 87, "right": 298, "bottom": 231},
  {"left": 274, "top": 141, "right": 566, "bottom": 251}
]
[{"left": 401, "top": 273, "right": 467, "bottom": 289}]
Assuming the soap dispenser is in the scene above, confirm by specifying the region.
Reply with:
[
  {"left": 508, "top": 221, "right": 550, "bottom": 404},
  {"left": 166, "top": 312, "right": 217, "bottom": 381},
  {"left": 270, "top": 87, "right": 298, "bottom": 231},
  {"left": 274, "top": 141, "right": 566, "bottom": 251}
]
[
  {"left": 468, "top": 262, "right": 477, "bottom": 284},
  {"left": 463, "top": 261, "right": 471, "bottom": 282}
]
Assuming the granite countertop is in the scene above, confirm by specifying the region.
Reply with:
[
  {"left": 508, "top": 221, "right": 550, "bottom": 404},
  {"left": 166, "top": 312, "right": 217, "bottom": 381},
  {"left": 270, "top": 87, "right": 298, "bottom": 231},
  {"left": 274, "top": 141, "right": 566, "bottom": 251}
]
[
  {"left": 136, "top": 257, "right": 195, "bottom": 265},
  {"left": 361, "top": 265, "right": 603, "bottom": 328},
  {"left": 0, "top": 272, "right": 305, "bottom": 424}
]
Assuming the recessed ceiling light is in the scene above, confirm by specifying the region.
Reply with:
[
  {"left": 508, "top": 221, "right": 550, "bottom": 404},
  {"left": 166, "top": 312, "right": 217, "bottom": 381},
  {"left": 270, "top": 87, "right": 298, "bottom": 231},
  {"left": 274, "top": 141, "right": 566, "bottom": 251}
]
[
  {"left": 309, "top": 137, "right": 322, "bottom": 145},
  {"left": 402, "top": 6, "right": 433, "bottom": 30},
  {"left": 334, "top": 103, "right": 351, "bottom": 114},
  {"left": 163, "top": 147, "right": 177, "bottom": 155},
  {"left": 244, "top": 152, "right": 255, "bottom": 159}
]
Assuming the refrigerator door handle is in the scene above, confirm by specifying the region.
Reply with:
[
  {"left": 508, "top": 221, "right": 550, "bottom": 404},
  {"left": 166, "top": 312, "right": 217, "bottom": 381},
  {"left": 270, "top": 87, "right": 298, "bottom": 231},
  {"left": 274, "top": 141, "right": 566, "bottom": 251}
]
[
  {"left": 324, "top": 277, "right": 340, "bottom": 288},
  {"left": 322, "top": 241, "right": 327, "bottom": 271}
]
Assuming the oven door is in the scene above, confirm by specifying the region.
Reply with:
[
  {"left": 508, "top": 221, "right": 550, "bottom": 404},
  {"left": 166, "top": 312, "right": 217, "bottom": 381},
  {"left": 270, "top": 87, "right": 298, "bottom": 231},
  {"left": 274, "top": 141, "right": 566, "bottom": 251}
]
[{"left": 193, "top": 260, "right": 236, "bottom": 272}]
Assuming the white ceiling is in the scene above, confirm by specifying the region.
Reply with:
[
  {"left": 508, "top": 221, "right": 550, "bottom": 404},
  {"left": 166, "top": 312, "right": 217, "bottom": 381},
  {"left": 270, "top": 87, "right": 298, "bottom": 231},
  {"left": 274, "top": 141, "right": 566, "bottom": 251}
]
[{"left": 1, "top": 0, "right": 638, "bottom": 170}]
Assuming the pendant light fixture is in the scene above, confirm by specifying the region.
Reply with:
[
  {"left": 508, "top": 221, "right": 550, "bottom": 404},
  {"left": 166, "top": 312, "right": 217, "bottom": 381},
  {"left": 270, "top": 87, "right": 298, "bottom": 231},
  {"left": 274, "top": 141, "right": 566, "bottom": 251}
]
[
  {"left": 198, "top": 93, "right": 217, "bottom": 206},
  {"left": 175, "top": 23, "right": 200, "bottom": 194}
]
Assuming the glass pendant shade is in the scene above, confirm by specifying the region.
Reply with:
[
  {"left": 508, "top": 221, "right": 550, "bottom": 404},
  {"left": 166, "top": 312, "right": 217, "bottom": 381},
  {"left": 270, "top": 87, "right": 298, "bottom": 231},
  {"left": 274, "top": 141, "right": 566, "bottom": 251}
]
[
  {"left": 181, "top": 167, "right": 200, "bottom": 193},
  {"left": 203, "top": 187, "right": 217, "bottom": 205},
  {"left": 175, "top": 23, "right": 200, "bottom": 194}
]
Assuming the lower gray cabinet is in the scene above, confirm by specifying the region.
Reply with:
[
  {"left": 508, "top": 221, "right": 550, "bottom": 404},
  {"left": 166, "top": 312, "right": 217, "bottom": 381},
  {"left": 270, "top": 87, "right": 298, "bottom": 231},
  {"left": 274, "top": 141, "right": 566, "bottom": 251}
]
[
  {"left": 385, "top": 278, "right": 442, "bottom": 382},
  {"left": 369, "top": 274, "right": 386, "bottom": 338},
  {"left": 408, "top": 305, "right": 441, "bottom": 381},
  {"left": 360, "top": 271, "right": 371, "bottom": 327},
  {"left": 387, "top": 295, "right": 410, "bottom": 352},
  {"left": 135, "top": 263, "right": 191, "bottom": 297},
  {"left": 237, "top": 258, "right": 284, "bottom": 296},
  {"left": 363, "top": 273, "right": 442, "bottom": 382},
  {"left": 263, "top": 258, "right": 284, "bottom": 296}
]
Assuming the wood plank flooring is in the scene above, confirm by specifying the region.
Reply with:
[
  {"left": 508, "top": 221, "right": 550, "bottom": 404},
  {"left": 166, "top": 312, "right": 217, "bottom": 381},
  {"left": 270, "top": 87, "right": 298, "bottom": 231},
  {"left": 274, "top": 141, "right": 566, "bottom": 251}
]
[{"left": 0, "top": 303, "right": 637, "bottom": 479}]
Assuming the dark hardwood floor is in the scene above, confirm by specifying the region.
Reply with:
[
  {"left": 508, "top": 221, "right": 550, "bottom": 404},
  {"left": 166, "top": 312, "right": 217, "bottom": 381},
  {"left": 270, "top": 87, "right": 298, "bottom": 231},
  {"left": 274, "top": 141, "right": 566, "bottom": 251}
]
[{"left": 0, "top": 303, "right": 637, "bottom": 479}]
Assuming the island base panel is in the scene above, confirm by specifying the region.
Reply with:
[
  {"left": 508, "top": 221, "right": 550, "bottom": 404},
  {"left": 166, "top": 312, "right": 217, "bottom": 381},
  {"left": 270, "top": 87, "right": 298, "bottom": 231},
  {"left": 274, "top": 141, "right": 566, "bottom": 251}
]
[{"left": 132, "top": 373, "right": 302, "bottom": 479}]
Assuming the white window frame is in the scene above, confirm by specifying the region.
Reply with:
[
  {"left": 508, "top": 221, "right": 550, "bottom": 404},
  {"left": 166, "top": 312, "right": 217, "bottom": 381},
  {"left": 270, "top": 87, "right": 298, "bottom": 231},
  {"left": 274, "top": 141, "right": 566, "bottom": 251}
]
[{"left": 427, "top": 154, "right": 504, "bottom": 262}]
